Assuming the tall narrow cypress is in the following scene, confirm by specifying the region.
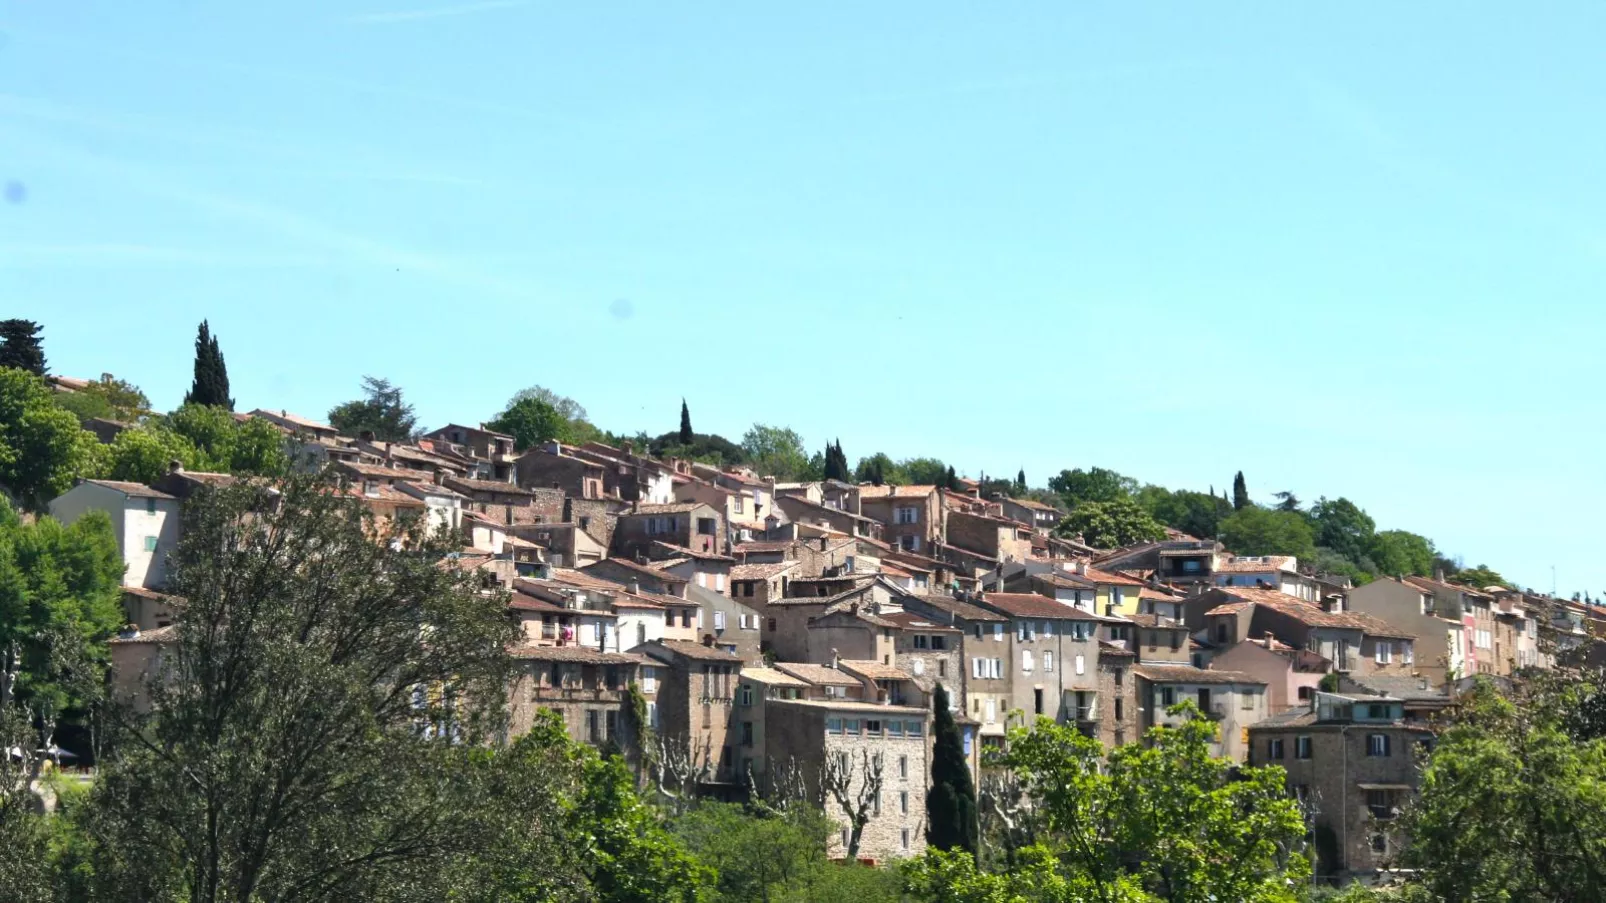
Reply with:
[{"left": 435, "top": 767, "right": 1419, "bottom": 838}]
[
  {"left": 1232, "top": 471, "right": 1250, "bottom": 510},
  {"left": 926, "top": 683, "right": 978, "bottom": 855},
  {"left": 678, "top": 398, "right": 693, "bottom": 445},
  {"left": 1015, "top": 468, "right": 1026, "bottom": 493},
  {"left": 184, "top": 320, "right": 234, "bottom": 409}
]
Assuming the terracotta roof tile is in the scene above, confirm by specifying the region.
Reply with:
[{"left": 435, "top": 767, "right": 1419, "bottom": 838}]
[
  {"left": 81, "top": 480, "right": 176, "bottom": 500},
  {"left": 643, "top": 639, "right": 745, "bottom": 662},
  {"left": 857, "top": 484, "right": 938, "bottom": 500},
  {"left": 838, "top": 659, "right": 916, "bottom": 681},
  {"left": 981, "top": 592, "right": 1107, "bottom": 621},
  {"left": 509, "top": 643, "right": 645, "bottom": 664},
  {"left": 731, "top": 561, "right": 801, "bottom": 580},
  {"left": 774, "top": 662, "right": 860, "bottom": 686},
  {"left": 1133, "top": 663, "right": 1265, "bottom": 685}
]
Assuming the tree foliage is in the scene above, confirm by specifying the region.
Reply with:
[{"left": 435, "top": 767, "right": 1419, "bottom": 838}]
[
  {"left": 1404, "top": 675, "right": 1606, "bottom": 901},
  {"left": 1232, "top": 471, "right": 1250, "bottom": 510},
  {"left": 1309, "top": 497, "right": 1375, "bottom": 565},
  {"left": 487, "top": 396, "right": 570, "bottom": 451},
  {"left": 1217, "top": 507, "right": 1317, "bottom": 560},
  {"left": 1369, "top": 530, "right": 1437, "bottom": 579},
  {"left": 822, "top": 440, "right": 850, "bottom": 482},
  {"left": 649, "top": 431, "right": 748, "bottom": 468},
  {"left": 53, "top": 373, "right": 151, "bottom": 425},
  {"left": 1138, "top": 487, "right": 1231, "bottom": 540},
  {"left": 1453, "top": 563, "right": 1508, "bottom": 590},
  {"left": 0, "top": 368, "right": 102, "bottom": 509},
  {"left": 679, "top": 399, "right": 693, "bottom": 445},
  {"left": 328, "top": 376, "right": 417, "bottom": 442},
  {"left": 1057, "top": 497, "right": 1167, "bottom": 549},
  {"left": 855, "top": 453, "right": 901, "bottom": 486},
  {"left": 0, "top": 319, "right": 47, "bottom": 376},
  {"left": 182, "top": 320, "right": 233, "bottom": 410},
  {"left": 741, "top": 424, "right": 812, "bottom": 481},
  {"left": 1049, "top": 467, "right": 1138, "bottom": 510}
]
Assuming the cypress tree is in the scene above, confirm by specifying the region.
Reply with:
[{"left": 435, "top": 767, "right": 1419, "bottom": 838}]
[
  {"left": 823, "top": 440, "right": 849, "bottom": 482},
  {"left": 926, "top": 683, "right": 978, "bottom": 855},
  {"left": 0, "top": 319, "right": 47, "bottom": 375},
  {"left": 944, "top": 465, "right": 958, "bottom": 491},
  {"left": 184, "top": 320, "right": 234, "bottom": 409},
  {"left": 1015, "top": 468, "right": 1026, "bottom": 493},
  {"left": 1232, "top": 471, "right": 1250, "bottom": 510},
  {"left": 678, "top": 398, "right": 693, "bottom": 445}
]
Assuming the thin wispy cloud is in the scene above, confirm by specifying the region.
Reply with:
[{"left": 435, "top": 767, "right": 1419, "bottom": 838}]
[
  {"left": 346, "top": 0, "right": 529, "bottom": 25},
  {"left": 0, "top": 243, "right": 335, "bottom": 268}
]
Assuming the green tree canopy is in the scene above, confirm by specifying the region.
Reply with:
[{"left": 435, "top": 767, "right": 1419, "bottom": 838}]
[
  {"left": 902, "top": 458, "right": 949, "bottom": 486},
  {"left": 488, "top": 396, "right": 570, "bottom": 451},
  {"left": 0, "top": 320, "right": 47, "bottom": 376},
  {"left": 1309, "top": 497, "right": 1375, "bottom": 564},
  {"left": 54, "top": 373, "right": 151, "bottom": 424},
  {"left": 0, "top": 368, "right": 101, "bottom": 509},
  {"left": 741, "top": 424, "right": 811, "bottom": 481},
  {"left": 1369, "top": 530, "right": 1438, "bottom": 579},
  {"left": 1056, "top": 497, "right": 1167, "bottom": 549},
  {"left": 1138, "top": 487, "right": 1231, "bottom": 540},
  {"left": 1049, "top": 467, "right": 1138, "bottom": 509},
  {"left": 328, "top": 376, "right": 417, "bottom": 442},
  {"left": 182, "top": 320, "right": 232, "bottom": 410},
  {"left": 1404, "top": 676, "right": 1606, "bottom": 901},
  {"left": 854, "top": 453, "right": 903, "bottom": 486},
  {"left": 649, "top": 431, "right": 748, "bottom": 468},
  {"left": 1217, "top": 506, "right": 1317, "bottom": 560},
  {"left": 1453, "top": 563, "right": 1508, "bottom": 590}
]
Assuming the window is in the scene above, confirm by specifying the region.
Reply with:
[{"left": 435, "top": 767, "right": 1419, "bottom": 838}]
[
  {"left": 767, "top": 617, "right": 777, "bottom": 632},
  {"left": 1021, "top": 650, "right": 1034, "bottom": 673},
  {"left": 906, "top": 720, "right": 923, "bottom": 737},
  {"left": 1268, "top": 738, "right": 1285, "bottom": 759},
  {"left": 1074, "top": 654, "right": 1085, "bottom": 675},
  {"left": 1041, "top": 620, "right": 1052, "bottom": 637},
  {"left": 841, "top": 828, "right": 850, "bottom": 850},
  {"left": 1297, "top": 686, "right": 1313, "bottom": 701},
  {"left": 844, "top": 719, "right": 861, "bottom": 735},
  {"left": 900, "top": 790, "right": 909, "bottom": 814},
  {"left": 894, "top": 506, "right": 919, "bottom": 524},
  {"left": 914, "top": 635, "right": 929, "bottom": 650},
  {"left": 865, "top": 719, "right": 883, "bottom": 736},
  {"left": 889, "top": 720, "right": 904, "bottom": 737},
  {"left": 1043, "top": 652, "right": 1054, "bottom": 673},
  {"left": 901, "top": 828, "right": 910, "bottom": 851},
  {"left": 1114, "top": 668, "right": 1124, "bottom": 687},
  {"left": 586, "top": 710, "right": 599, "bottom": 743},
  {"left": 1367, "top": 734, "right": 1391, "bottom": 757},
  {"left": 938, "top": 659, "right": 947, "bottom": 678},
  {"left": 1241, "top": 690, "right": 1256, "bottom": 710},
  {"left": 664, "top": 610, "right": 674, "bottom": 626},
  {"left": 1368, "top": 703, "right": 1389, "bottom": 719},
  {"left": 1114, "top": 698, "right": 1124, "bottom": 721},
  {"left": 827, "top": 718, "right": 843, "bottom": 735},
  {"left": 145, "top": 497, "right": 157, "bottom": 514},
  {"left": 1375, "top": 641, "right": 1393, "bottom": 664},
  {"left": 1370, "top": 833, "right": 1388, "bottom": 854},
  {"left": 931, "top": 635, "right": 947, "bottom": 650},
  {"left": 715, "top": 574, "right": 725, "bottom": 592},
  {"left": 642, "top": 667, "right": 658, "bottom": 694},
  {"left": 872, "top": 791, "right": 882, "bottom": 816},
  {"left": 1295, "top": 736, "right": 1312, "bottom": 759},
  {"left": 990, "top": 658, "right": 1002, "bottom": 679},
  {"left": 1160, "top": 686, "right": 1175, "bottom": 706},
  {"left": 681, "top": 610, "right": 692, "bottom": 628},
  {"left": 741, "top": 721, "right": 754, "bottom": 747},
  {"left": 738, "top": 613, "right": 748, "bottom": 630},
  {"left": 899, "top": 534, "right": 919, "bottom": 551},
  {"left": 144, "top": 536, "right": 159, "bottom": 552},
  {"left": 899, "top": 755, "right": 908, "bottom": 778},
  {"left": 713, "top": 611, "right": 726, "bottom": 631},
  {"left": 604, "top": 710, "right": 617, "bottom": 741},
  {"left": 697, "top": 517, "right": 716, "bottom": 535},
  {"left": 993, "top": 623, "right": 1004, "bottom": 642},
  {"left": 1367, "top": 789, "right": 1396, "bottom": 820},
  {"left": 1402, "top": 642, "right": 1414, "bottom": 664},
  {"left": 973, "top": 657, "right": 984, "bottom": 680},
  {"left": 738, "top": 684, "right": 754, "bottom": 706}
]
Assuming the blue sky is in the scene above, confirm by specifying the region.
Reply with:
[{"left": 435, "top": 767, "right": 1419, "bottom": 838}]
[{"left": 3, "top": 3, "right": 1603, "bottom": 596}]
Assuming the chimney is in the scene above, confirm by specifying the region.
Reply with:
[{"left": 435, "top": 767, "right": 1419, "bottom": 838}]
[
  {"left": 830, "top": 648, "right": 840, "bottom": 669},
  {"left": 1076, "top": 559, "right": 1088, "bottom": 576},
  {"left": 168, "top": 459, "right": 184, "bottom": 474},
  {"left": 1434, "top": 567, "right": 1445, "bottom": 583},
  {"left": 628, "top": 579, "right": 640, "bottom": 595}
]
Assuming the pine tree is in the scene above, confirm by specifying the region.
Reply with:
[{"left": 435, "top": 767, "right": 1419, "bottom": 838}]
[
  {"left": 678, "top": 398, "right": 693, "bottom": 445},
  {"left": 0, "top": 319, "right": 47, "bottom": 375},
  {"left": 1016, "top": 468, "right": 1026, "bottom": 493},
  {"left": 926, "top": 683, "right": 978, "bottom": 855},
  {"left": 1232, "top": 471, "right": 1250, "bottom": 510},
  {"left": 823, "top": 440, "right": 849, "bottom": 482},
  {"left": 184, "top": 320, "right": 234, "bottom": 409},
  {"left": 944, "top": 465, "right": 959, "bottom": 491}
]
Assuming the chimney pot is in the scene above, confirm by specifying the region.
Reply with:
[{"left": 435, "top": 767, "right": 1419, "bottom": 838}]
[
  {"left": 628, "top": 579, "right": 640, "bottom": 595},
  {"left": 168, "top": 459, "right": 183, "bottom": 474}
]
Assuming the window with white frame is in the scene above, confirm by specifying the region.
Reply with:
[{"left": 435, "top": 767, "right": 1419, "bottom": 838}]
[
  {"left": 1075, "top": 654, "right": 1085, "bottom": 675},
  {"left": 1367, "top": 733, "right": 1391, "bottom": 757},
  {"left": 1402, "top": 641, "right": 1414, "bottom": 664},
  {"left": 990, "top": 658, "right": 1003, "bottom": 679},
  {"left": 894, "top": 506, "right": 919, "bottom": 524},
  {"left": 914, "top": 635, "right": 929, "bottom": 649},
  {"left": 1375, "top": 641, "right": 1393, "bottom": 664},
  {"left": 993, "top": 623, "right": 1004, "bottom": 642},
  {"left": 1021, "top": 650, "right": 1034, "bottom": 673},
  {"left": 1043, "top": 652, "right": 1054, "bottom": 672},
  {"left": 713, "top": 611, "right": 726, "bottom": 631}
]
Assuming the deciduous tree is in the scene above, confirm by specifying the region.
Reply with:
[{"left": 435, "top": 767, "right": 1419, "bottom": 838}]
[
  {"left": 1049, "top": 467, "right": 1138, "bottom": 510},
  {"left": 1217, "top": 507, "right": 1317, "bottom": 560},
  {"left": 1056, "top": 497, "right": 1166, "bottom": 549},
  {"left": 55, "top": 373, "right": 151, "bottom": 424},
  {"left": 488, "top": 396, "right": 570, "bottom": 451},
  {"left": 0, "top": 368, "right": 101, "bottom": 509},
  {"left": 327, "top": 376, "right": 417, "bottom": 442},
  {"left": 741, "top": 424, "right": 811, "bottom": 481}
]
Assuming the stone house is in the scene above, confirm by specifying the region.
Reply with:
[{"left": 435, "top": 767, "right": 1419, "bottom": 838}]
[
  {"left": 895, "top": 591, "right": 1013, "bottom": 744},
  {"left": 997, "top": 496, "right": 1063, "bottom": 533},
  {"left": 506, "top": 644, "right": 645, "bottom": 753},
  {"left": 121, "top": 586, "right": 178, "bottom": 631},
  {"left": 421, "top": 424, "right": 518, "bottom": 482},
  {"left": 49, "top": 479, "right": 184, "bottom": 590},
  {"left": 514, "top": 444, "right": 608, "bottom": 501},
  {"left": 353, "top": 440, "right": 469, "bottom": 479},
  {"left": 1247, "top": 692, "right": 1436, "bottom": 878},
  {"left": 107, "top": 625, "right": 178, "bottom": 713},
  {"left": 801, "top": 608, "right": 900, "bottom": 666},
  {"left": 1187, "top": 588, "right": 1417, "bottom": 679},
  {"left": 772, "top": 494, "right": 884, "bottom": 542},
  {"left": 249, "top": 408, "right": 340, "bottom": 442},
  {"left": 646, "top": 541, "right": 734, "bottom": 595},
  {"left": 760, "top": 697, "right": 931, "bottom": 863},
  {"left": 1092, "top": 539, "right": 1224, "bottom": 588},
  {"left": 945, "top": 511, "right": 1034, "bottom": 567},
  {"left": 730, "top": 560, "right": 803, "bottom": 607},
  {"left": 883, "top": 610, "right": 964, "bottom": 708},
  {"left": 581, "top": 557, "right": 692, "bottom": 598},
  {"left": 856, "top": 485, "right": 942, "bottom": 553},
  {"left": 611, "top": 502, "right": 725, "bottom": 559},
  {"left": 568, "top": 442, "right": 677, "bottom": 505},
  {"left": 683, "top": 583, "right": 764, "bottom": 662},
  {"left": 1096, "top": 644, "right": 1139, "bottom": 748},
  {"left": 1212, "top": 555, "right": 1321, "bottom": 603},
  {"left": 1211, "top": 637, "right": 1330, "bottom": 713},
  {"left": 637, "top": 639, "right": 746, "bottom": 787},
  {"left": 1125, "top": 613, "right": 1192, "bottom": 664},
  {"left": 442, "top": 475, "right": 563, "bottom": 527},
  {"left": 974, "top": 592, "right": 1116, "bottom": 733},
  {"left": 1132, "top": 663, "right": 1268, "bottom": 761}
]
